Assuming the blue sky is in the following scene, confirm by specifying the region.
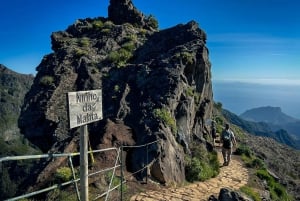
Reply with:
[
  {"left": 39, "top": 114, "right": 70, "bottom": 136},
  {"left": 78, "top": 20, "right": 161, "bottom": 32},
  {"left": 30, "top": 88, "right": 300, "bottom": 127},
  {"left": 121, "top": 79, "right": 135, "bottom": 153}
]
[{"left": 0, "top": 0, "right": 300, "bottom": 84}]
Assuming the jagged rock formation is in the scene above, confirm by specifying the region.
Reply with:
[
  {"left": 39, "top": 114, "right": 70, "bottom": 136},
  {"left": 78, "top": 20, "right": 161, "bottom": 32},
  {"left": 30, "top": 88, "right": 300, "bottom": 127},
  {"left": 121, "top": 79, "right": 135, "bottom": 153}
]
[
  {"left": 108, "top": 0, "right": 156, "bottom": 30},
  {"left": 18, "top": 0, "right": 213, "bottom": 185},
  {"left": 0, "top": 65, "right": 33, "bottom": 141}
]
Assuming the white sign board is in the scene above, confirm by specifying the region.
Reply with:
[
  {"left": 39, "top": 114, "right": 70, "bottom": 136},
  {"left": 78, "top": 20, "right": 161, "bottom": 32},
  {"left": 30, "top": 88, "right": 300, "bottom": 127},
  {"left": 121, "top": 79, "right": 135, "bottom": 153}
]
[{"left": 67, "top": 89, "right": 103, "bottom": 128}]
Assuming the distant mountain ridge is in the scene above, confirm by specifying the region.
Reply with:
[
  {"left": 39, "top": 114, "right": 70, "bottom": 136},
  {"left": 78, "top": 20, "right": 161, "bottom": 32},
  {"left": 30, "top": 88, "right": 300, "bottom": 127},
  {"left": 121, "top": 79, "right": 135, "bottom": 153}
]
[
  {"left": 222, "top": 108, "right": 300, "bottom": 150},
  {"left": 240, "top": 106, "right": 300, "bottom": 140},
  {"left": 240, "top": 106, "right": 299, "bottom": 124}
]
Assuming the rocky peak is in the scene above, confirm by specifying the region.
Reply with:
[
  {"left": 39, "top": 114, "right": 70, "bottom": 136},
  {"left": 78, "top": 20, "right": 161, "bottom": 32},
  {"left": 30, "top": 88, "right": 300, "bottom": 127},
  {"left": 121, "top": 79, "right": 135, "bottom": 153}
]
[
  {"left": 19, "top": 0, "right": 213, "bottom": 186},
  {"left": 108, "top": 0, "right": 158, "bottom": 30}
]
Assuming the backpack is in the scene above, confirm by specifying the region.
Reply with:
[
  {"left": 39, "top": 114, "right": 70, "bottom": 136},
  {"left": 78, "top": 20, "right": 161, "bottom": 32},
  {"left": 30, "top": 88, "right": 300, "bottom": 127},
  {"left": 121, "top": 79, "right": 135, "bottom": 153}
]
[{"left": 222, "top": 130, "right": 232, "bottom": 149}]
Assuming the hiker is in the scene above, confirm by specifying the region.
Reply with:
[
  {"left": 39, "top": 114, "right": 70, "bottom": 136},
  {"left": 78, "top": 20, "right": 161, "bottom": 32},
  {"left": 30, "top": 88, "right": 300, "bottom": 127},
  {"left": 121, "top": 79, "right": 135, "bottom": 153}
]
[
  {"left": 220, "top": 123, "right": 237, "bottom": 166},
  {"left": 211, "top": 121, "right": 217, "bottom": 147}
]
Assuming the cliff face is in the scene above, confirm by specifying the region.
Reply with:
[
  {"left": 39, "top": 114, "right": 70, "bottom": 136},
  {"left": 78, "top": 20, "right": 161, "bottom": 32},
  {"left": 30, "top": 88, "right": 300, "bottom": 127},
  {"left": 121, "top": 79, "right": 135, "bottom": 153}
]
[
  {"left": 18, "top": 0, "right": 213, "bottom": 185},
  {"left": 0, "top": 65, "right": 33, "bottom": 141}
]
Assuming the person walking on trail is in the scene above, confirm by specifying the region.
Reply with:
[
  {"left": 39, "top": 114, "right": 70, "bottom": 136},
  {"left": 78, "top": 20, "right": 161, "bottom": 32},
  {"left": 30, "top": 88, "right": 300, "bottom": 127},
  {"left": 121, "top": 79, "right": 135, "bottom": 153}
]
[
  {"left": 211, "top": 121, "right": 217, "bottom": 147},
  {"left": 220, "top": 123, "right": 237, "bottom": 166}
]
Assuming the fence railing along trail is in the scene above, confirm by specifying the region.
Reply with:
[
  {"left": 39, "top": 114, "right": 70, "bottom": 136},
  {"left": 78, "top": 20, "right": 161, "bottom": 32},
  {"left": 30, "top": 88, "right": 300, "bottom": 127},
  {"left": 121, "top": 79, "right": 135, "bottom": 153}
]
[{"left": 0, "top": 140, "right": 160, "bottom": 201}]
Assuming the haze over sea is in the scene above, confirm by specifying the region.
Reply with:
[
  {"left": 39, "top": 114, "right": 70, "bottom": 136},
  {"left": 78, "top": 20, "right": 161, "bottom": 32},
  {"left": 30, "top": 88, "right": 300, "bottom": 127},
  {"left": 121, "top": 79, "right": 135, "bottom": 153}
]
[{"left": 213, "top": 80, "right": 300, "bottom": 119}]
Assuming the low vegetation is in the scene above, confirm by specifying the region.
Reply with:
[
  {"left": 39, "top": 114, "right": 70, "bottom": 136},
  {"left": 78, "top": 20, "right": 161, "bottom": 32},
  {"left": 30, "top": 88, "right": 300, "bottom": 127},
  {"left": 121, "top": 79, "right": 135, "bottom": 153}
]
[
  {"left": 145, "top": 14, "right": 159, "bottom": 29},
  {"left": 185, "top": 143, "right": 219, "bottom": 182},
  {"left": 153, "top": 108, "right": 177, "bottom": 134},
  {"left": 92, "top": 19, "right": 104, "bottom": 29},
  {"left": 235, "top": 144, "right": 292, "bottom": 201},
  {"left": 240, "top": 186, "right": 261, "bottom": 201},
  {"left": 55, "top": 167, "right": 73, "bottom": 183},
  {"left": 107, "top": 48, "right": 133, "bottom": 68},
  {"left": 175, "top": 51, "right": 194, "bottom": 65},
  {"left": 39, "top": 75, "right": 54, "bottom": 86}
]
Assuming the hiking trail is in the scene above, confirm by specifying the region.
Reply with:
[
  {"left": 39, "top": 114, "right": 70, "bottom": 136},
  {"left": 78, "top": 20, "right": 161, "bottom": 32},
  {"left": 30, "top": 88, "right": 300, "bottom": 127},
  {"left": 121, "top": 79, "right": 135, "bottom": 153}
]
[{"left": 130, "top": 149, "right": 249, "bottom": 201}]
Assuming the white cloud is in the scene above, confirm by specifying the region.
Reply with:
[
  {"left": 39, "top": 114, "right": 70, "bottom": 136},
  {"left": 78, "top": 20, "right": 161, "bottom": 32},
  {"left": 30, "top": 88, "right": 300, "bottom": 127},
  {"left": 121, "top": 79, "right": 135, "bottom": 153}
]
[{"left": 213, "top": 78, "right": 300, "bottom": 86}]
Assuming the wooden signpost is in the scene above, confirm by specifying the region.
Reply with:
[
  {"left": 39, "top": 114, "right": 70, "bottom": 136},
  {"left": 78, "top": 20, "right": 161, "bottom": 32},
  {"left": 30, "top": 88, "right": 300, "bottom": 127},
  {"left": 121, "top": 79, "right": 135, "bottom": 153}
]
[{"left": 67, "top": 89, "right": 103, "bottom": 201}]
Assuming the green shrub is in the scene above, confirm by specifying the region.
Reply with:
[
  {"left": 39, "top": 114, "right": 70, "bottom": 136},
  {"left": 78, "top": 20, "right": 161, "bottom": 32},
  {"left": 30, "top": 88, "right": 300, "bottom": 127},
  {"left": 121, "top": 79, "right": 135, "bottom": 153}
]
[
  {"left": 106, "top": 171, "right": 127, "bottom": 192},
  {"left": 39, "top": 76, "right": 54, "bottom": 86},
  {"left": 58, "top": 191, "right": 78, "bottom": 201},
  {"left": 185, "top": 157, "right": 202, "bottom": 182},
  {"left": 146, "top": 14, "right": 158, "bottom": 29},
  {"left": 122, "top": 41, "right": 135, "bottom": 52},
  {"left": 175, "top": 51, "right": 194, "bottom": 65},
  {"left": 104, "top": 21, "right": 114, "bottom": 29},
  {"left": 74, "top": 48, "right": 88, "bottom": 57},
  {"left": 214, "top": 102, "right": 223, "bottom": 110},
  {"left": 185, "top": 155, "right": 218, "bottom": 182},
  {"left": 153, "top": 108, "right": 177, "bottom": 134},
  {"left": 124, "top": 23, "right": 134, "bottom": 29},
  {"left": 48, "top": 189, "right": 78, "bottom": 201},
  {"left": 240, "top": 186, "right": 261, "bottom": 201},
  {"left": 251, "top": 158, "right": 265, "bottom": 169},
  {"left": 214, "top": 116, "right": 224, "bottom": 134},
  {"left": 256, "top": 169, "right": 274, "bottom": 190},
  {"left": 181, "top": 52, "right": 194, "bottom": 64},
  {"left": 185, "top": 87, "right": 194, "bottom": 97},
  {"left": 92, "top": 19, "right": 104, "bottom": 29},
  {"left": 124, "top": 34, "right": 138, "bottom": 42},
  {"left": 139, "top": 28, "right": 148, "bottom": 36},
  {"left": 194, "top": 92, "right": 202, "bottom": 105},
  {"left": 236, "top": 145, "right": 265, "bottom": 169},
  {"left": 107, "top": 51, "right": 119, "bottom": 62},
  {"left": 184, "top": 87, "right": 201, "bottom": 104},
  {"left": 256, "top": 169, "right": 291, "bottom": 201},
  {"left": 78, "top": 37, "right": 90, "bottom": 47},
  {"left": 101, "top": 28, "right": 111, "bottom": 33},
  {"left": 114, "top": 85, "right": 120, "bottom": 92},
  {"left": 55, "top": 167, "right": 72, "bottom": 183},
  {"left": 107, "top": 48, "right": 133, "bottom": 68},
  {"left": 235, "top": 145, "right": 252, "bottom": 157},
  {"left": 185, "top": 145, "right": 219, "bottom": 183}
]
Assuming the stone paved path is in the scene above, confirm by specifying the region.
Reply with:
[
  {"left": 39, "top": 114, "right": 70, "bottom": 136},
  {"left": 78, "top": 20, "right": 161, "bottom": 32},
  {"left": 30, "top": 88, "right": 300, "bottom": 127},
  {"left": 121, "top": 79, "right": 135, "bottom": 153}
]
[{"left": 130, "top": 150, "right": 249, "bottom": 201}]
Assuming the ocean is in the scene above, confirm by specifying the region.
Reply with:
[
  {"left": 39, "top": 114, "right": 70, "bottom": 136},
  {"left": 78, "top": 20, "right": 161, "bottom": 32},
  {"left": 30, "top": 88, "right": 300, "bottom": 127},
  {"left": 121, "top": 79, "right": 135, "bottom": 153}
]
[{"left": 213, "top": 81, "right": 300, "bottom": 119}]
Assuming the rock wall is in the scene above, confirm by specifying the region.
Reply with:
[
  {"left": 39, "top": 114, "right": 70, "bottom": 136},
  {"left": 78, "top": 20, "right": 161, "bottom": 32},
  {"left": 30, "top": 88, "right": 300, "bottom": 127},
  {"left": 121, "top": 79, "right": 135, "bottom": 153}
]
[{"left": 19, "top": 0, "right": 213, "bottom": 185}]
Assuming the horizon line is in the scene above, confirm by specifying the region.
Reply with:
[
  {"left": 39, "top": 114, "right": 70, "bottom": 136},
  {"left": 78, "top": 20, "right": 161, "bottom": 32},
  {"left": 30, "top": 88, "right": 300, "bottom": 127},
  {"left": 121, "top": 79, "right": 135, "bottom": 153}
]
[{"left": 213, "top": 78, "right": 300, "bottom": 86}]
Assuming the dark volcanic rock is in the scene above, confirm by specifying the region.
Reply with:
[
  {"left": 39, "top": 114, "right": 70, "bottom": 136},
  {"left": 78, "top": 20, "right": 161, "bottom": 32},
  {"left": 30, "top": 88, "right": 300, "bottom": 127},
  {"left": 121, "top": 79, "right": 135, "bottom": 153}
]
[
  {"left": 108, "top": 0, "right": 157, "bottom": 30},
  {"left": 18, "top": 0, "right": 213, "bottom": 185},
  {"left": 208, "top": 188, "right": 252, "bottom": 201}
]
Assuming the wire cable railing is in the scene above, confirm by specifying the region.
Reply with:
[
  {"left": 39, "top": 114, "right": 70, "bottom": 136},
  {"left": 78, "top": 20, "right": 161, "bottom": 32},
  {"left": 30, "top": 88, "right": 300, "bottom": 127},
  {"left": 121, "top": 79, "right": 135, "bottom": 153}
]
[{"left": 0, "top": 140, "right": 160, "bottom": 201}]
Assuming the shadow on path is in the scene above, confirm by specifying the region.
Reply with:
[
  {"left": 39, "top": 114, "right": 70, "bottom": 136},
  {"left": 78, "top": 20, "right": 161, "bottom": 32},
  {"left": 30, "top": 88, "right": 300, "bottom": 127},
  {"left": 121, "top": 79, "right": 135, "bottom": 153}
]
[{"left": 130, "top": 150, "right": 249, "bottom": 201}]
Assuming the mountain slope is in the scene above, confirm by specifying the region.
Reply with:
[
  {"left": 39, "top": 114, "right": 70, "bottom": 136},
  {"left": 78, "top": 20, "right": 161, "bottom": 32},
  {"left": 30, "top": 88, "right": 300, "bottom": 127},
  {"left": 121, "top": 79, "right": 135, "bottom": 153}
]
[
  {"left": 243, "top": 135, "right": 300, "bottom": 201},
  {"left": 0, "top": 65, "right": 40, "bottom": 200},
  {"left": 223, "top": 109, "right": 300, "bottom": 149},
  {"left": 213, "top": 104, "right": 300, "bottom": 200},
  {"left": 0, "top": 64, "right": 34, "bottom": 141}
]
